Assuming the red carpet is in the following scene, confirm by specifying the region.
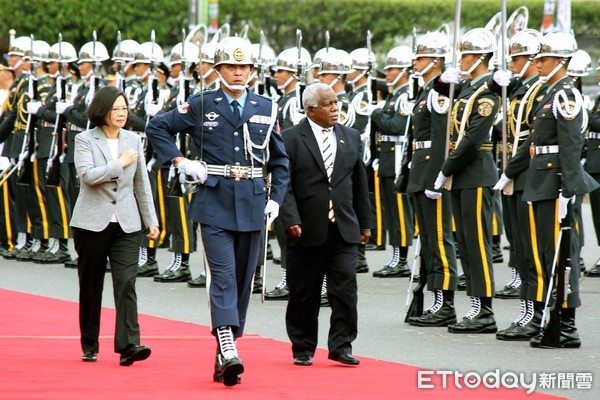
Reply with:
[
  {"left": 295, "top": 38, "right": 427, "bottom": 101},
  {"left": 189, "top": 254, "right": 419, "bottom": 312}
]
[{"left": 0, "top": 289, "right": 565, "bottom": 400}]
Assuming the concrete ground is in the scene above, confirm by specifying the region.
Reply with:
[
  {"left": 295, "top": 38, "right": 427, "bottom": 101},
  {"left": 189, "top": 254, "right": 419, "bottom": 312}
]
[{"left": 1, "top": 201, "right": 599, "bottom": 399}]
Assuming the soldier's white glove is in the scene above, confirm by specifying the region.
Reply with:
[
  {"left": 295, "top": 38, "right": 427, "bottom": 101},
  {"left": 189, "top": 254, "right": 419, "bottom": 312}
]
[
  {"left": 440, "top": 67, "right": 460, "bottom": 84},
  {"left": 493, "top": 173, "right": 512, "bottom": 191},
  {"left": 493, "top": 70, "right": 511, "bottom": 87},
  {"left": 55, "top": 101, "right": 70, "bottom": 115},
  {"left": 145, "top": 103, "right": 161, "bottom": 118},
  {"left": 558, "top": 193, "right": 575, "bottom": 223},
  {"left": 580, "top": 158, "right": 586, "bottom": 167},
  {"left": 27, "top": 101, "right": 42, "bottom": 115},
  {"left": 433, "top": 171, "right": 447, "bottom": 190},
  {"left": 365, "top": 103, "right": 380, "bottom": 116},
  {"left": 372, "top": 158, "right": 379, "bottom": 171},
  {"left": 424, "top": 189, "right": 442, "bottom": 200},
  {"left": 264, "top": 199, "right": 279, "bottom": 226},
  {"left": 177, "top": 158, "right": 207, "bottom": 184}
]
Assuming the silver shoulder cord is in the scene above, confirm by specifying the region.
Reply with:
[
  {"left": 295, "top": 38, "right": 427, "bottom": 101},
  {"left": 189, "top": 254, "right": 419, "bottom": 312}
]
[{"left": 243, "top": 100, "right": 278, "bottom": 166}]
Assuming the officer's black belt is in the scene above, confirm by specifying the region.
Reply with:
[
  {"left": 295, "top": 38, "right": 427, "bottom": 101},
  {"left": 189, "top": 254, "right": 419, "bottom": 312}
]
[
  {"left": 206, "top": 164, "right": 264, "bottom": 180},
  {"left": 380, "top": 135, "right": 407, "bottom": 143},
  {"left": 588, "top": 132, "right": 600, "bottom": 140},
  {"left": 413, "top": 140, "right": 431, "bottom": 150}
]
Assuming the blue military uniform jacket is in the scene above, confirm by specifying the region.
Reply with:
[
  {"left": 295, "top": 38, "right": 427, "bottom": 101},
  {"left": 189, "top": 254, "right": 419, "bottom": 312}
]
[{"left": 145, "top": 88, "right": 289, "bottom": 232}]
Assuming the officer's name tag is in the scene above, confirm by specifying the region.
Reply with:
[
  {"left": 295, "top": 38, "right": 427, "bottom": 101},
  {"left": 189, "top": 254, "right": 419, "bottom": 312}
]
[
  {"left": 249, "top": 115, "right": 272, "bottom": 125},
  {"left": 203, "top": 121, "right": 219, "bottom": 127}
]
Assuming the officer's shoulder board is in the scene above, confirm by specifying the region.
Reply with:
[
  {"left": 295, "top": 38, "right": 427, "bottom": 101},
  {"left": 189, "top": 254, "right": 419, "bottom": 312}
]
[{"left": 477, "top": 98, "right": 495, "bottom": 117}]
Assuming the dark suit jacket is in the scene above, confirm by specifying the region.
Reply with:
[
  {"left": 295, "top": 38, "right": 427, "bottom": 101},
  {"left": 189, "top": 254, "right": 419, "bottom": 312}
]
[{"left": 280, "top": 118, "right": 372, "bottom": 247}]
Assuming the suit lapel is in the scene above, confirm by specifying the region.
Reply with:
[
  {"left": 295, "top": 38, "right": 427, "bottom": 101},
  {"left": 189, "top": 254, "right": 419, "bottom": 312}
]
[
  {"left": 92, "top": 127, "right": 113, "bottom": 162},
  {"left": 330, "top": 125, "right": 345, "bottom": 184},
  {"left": 300, "top": 120, "right": 328, "bottom": 176}
]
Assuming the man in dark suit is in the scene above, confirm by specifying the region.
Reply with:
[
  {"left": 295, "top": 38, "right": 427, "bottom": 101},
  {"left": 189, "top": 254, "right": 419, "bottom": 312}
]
[{"left": 280, "top": 83, "right": 371, "bottom": 367}]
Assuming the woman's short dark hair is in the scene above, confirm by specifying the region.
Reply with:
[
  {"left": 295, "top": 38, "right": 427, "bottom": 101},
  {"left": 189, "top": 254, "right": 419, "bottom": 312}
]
[{"left": 86, "top": 86, "right": 129, "bottom": 127}]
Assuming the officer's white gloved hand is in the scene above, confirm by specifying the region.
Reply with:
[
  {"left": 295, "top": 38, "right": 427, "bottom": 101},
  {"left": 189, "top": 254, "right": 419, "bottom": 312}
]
[
  {"left": 440, "top": 67, "right": 460, "bottom": 84},
  {"left": 27, "top": 101, "right": 42, "bottom": 115},
  {"left": 493, "top": 70, "right": 512, "bottom": 87},
  {"left": 580, "top": 158, "right": 587, "bottom": 167},
  {"left": 424, "top": 189, "right": 442, "bottom": 200},
  {"left": 145, "top": 103, "right": 161, "bottom": 118},
  {"left": 177, "top": 158, "right": 207, "bottom": 184},
  {"left": 264, "top": 199, "right": 279, "bottom": 226},
  {"left": 365, "top": 103, "right": 380, "bottom": 116},
  {"left": 558, "top": 193, "right": 575, "bottom": 223},
  {"left": 55, "top": 101, "right": 70, "bottom": 115},
  {"left": 372, "top": 158, "right": 379, "bottom": 171},
  {"left": 493, "top": 173, "right": 512, "bottom": 191},
  {"left": 433, "top": 171, "right": 447, "bottom": 190}
]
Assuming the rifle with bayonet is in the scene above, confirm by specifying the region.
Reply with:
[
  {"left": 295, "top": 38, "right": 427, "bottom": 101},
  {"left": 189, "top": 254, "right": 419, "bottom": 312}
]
[
  {"left": 46, "top": 33, "right": 68, "bottom": 187},
  {"left": 17, "top": 34, "right": 38, "bottom": 185},
  {"left": 255, "top": 31, "right": 267, "bottom": 96},
  {"left": 295, "top": 29, "right": 306, "bottom": 114},
  {"left": 114, "top": 30, "right": 125, "bottom": 92}
]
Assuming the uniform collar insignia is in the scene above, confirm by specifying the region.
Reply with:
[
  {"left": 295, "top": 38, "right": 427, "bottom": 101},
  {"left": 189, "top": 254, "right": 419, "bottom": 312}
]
[
  {"left": 206, "top": 111, "right": 219, "bottom": 121},
  {"left": 250, "top": 100, "right": 257, "bottom": 105},
  {"left": 215, "top": 97, "right": 223, "bottom": 102}
]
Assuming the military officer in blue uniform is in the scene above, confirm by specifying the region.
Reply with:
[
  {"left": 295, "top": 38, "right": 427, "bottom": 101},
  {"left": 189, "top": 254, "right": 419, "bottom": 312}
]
[{"left": 145, "top": 37, "right": 289, "bottom": 386}]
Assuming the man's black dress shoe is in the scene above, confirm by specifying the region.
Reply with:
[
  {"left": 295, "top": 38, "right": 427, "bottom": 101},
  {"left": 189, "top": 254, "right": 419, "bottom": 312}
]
[
  {"left": 293, "top": 355, "right": 313, "bottom": 366},
  {"left": 82, "top": 352, "right": 97, "bottom": 362},
  {"left": 328, "top": 353, "right": 360, "bottom": 365},
  {"left": 119, "top": 345, "right": 151, "bottom": 366}
]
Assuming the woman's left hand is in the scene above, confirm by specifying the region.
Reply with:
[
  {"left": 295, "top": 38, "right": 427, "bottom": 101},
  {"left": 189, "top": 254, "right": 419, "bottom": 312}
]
[{"left": 146, "top": 226, "right": 160, "bottom": 241}]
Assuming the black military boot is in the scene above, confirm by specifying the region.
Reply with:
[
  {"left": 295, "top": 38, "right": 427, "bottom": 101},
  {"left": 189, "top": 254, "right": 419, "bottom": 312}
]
[
  {"left": 265, "top": 269, "right": 289, "bottom": 300},
  {"left": 153, "top": 253, "right": 191, "bottom": 282},
  {"left": 40, "top": 238, "right": 72, "bottom": 264},
  {"left": 409, "top": 290, "right": 457, "bottom": 327},
  {"left": 494, "top": 267, "right": 521, "bottom": 298},
  {"left": 137, "top": 247, "right": 159, "bottom": 277},
  {"left": 356, "top": 243, "right": 369, "bottom": 273},
  {"left": 497, "top": 300, "right": 541, "bottom": 341},
  {"left": 17, "top": 238, "right": 47, "bottom": 261},
  {"left": 492, "top": 240, "right": 504, "bottom": 263},
  {"left": 213, "top": 326, "right": 244, "bottom": 386},
  {"left": 448, "top": 296, "right": 497, "bottom": 334},
  {"left": 530, "top": 307, "right": 581, "bottom": 348},
  {"left": 378, "top": 255, "right": 411, "bottom": 278},
  {"left": 3, "top": 232, "right": 27, "bottom": 259},
  {"left": 188, "top": 272, "right": 207, "bottom": 288}
]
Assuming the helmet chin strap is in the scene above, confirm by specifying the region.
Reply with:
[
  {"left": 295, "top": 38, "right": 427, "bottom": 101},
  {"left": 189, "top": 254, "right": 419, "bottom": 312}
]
[
  {"left": 82, "top": 69, "right": 94, "bottom": 81},
  {"left": 50, "top": 71, "right": 60, "bottom": 79},
  {"left": 387, "top": 68, "right": 407, "bottom": 87},
  {"left": 216, "top": 70, "right": 251, "bottom": 93},
  {"left": 138, "top": 68, "right": 150, "bottom": 82},
  {"left": 202, "top": 66, "right": 214, "bottom": 81},
  {"left": 461, "top": 55, "right": 484, "bottom": 77},
  {"left": 514, "top": 56, "right": 534, "bottom": 79},
  {"left": 326, "top": 75, "right": 342, "bottom": 88},
  {"left": 414, "top": 59, "right": 438, "bottom": 77},
  {"left": 540, "top": 59, "right": 567, "bottom": 82},
  {"left": 347, "top": 70, "right": 367, "bottom": 85},
  {"left": 277, "top": 74, "right": 296, "bottom": 91},
  {"left": 10, "top": 59, "right": 23, "bottom": 71}
]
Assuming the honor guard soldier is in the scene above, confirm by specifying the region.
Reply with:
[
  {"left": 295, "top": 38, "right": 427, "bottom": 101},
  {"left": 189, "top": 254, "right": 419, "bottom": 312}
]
[
  {"left": 433, "top": 28, "right": 500, "bottom": 334},
  {"left": 0, "top": 64, "right": 16, "bottom": 256},
  {"left": 249, "top": 42, "right": 278, "bottom": 99},
  {"left": 497, "top": 32, "right": 599, "bottom": 348},
  {"left": 196, "top": 40, "right": 220, "bottom": 91},
  {"left": 146, "top": 37, "right": 289, "bottom": 385},
  {"left": 311, "top": 47, "right": 330, "bottom": 83},
  {"left": 347, "top": 47, "right": 377, "bottom": 274},
  {"left": 58, "top": 39, "right": 109, "bottom": 213},
  {"left": 367, "top": 45, "right": 415, "bottom": 278},
  {"left": 264, "top": 46, "right": 311, "bottom": 301},
  {"left": 490, "top": 29, "right": 547, "bottom": 340},
  {"left": 112, "top": 39, "right": 143, "bottom": 106},
  {"left": 319, "top": 49, "right": 356, "bottom": 128},
  {"left": 26, "top": 39, "right": 79, "bottom": 264},
  {"left": 584, "top": 58, "right": 600, "bottom": 277},
  {"left": 405, "top": 32, "right": 459, "bottom": 327}
]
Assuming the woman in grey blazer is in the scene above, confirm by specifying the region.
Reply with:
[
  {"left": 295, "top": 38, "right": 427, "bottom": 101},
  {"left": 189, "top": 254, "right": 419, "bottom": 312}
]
[{"left": 70, "top": 86, "right": 159, "bottom": 365}]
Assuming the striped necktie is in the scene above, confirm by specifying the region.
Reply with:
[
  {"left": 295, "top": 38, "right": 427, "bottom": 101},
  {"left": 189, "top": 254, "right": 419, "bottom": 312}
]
[{"left": 321, "top": 128, "right": 335, "bottom": 222}]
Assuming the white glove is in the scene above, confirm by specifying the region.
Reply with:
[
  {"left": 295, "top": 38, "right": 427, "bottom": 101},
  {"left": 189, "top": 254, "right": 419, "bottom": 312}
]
[
  {"left": 493, "top": 70, "right": 511, "bottom": 87},
  {"left": 558, "top": 193, "right": 575, "bottom": 223},
  {"left": 145, "top": 103, "right": 162, "bottom": 118},
  {"left": 365, "top": 103, "right": 380, "bottom": 116},
  {"left": 493, "top": 173, "right": 512, "bottom": 191},
  {"left": 55, "top": 101, "right": 70, "bottom": 115},
  {"left": 580, "top": 158, "right": 586, "bottom": 167},
  {"left": 440, "top": 67, "right": 460, "bottom": 84},
  {"left": 27, "top": 101, "right": 42, "bottom": 115},
  {"left": 372, "top": 158, "right": 379, "bottom": 171},
  {"left": 264, "top": 199, "right": 279, "bottom": 226},
  {"left": 177, "top": 158, "right": 207, "bottom": 184},
  {"left": 433, "top": 171, "right": 447, "bottom": 190},
  {"left": 424, "top": 189, "right": 442, "bottom": 200}
]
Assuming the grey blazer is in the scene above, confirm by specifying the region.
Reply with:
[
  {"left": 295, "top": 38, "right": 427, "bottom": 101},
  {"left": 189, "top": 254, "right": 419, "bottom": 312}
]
[{"left": 70, "top": 127, "right": 158, "bottom": 233}]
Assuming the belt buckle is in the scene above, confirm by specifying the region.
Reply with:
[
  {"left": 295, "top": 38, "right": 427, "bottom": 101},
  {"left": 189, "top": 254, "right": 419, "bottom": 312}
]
[{"left": 227, "top": 165, "right": 247, "bottom": 181}]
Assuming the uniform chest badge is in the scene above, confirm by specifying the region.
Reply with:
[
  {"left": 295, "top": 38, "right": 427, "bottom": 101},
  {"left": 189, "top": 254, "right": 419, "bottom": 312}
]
[
  {"left": 249, "top": 115, "right": 272, "bottom": 124},
  {"left": 250, "top": 100, "right": 257, "bottom": 105},
  {"left": 206, "top": 111, "right": 219, "bottom": 121},
  {"left": 203, "top": 121, "right": 219, "bottom": 127}
]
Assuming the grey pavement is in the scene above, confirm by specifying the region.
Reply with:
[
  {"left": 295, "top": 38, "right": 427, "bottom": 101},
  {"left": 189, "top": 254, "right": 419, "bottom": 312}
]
[{"left": 1, "top": 201, "right": 599, "bottom": 399}]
